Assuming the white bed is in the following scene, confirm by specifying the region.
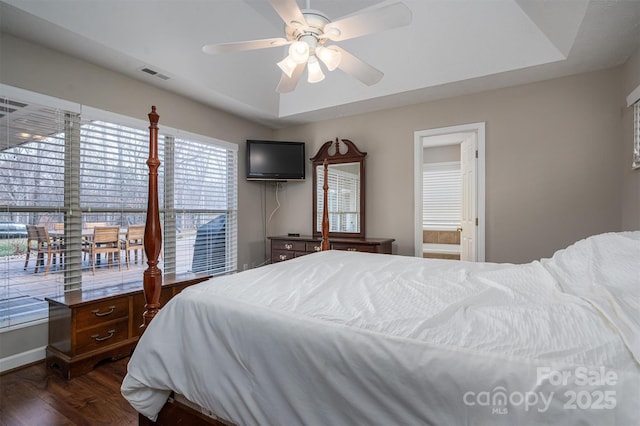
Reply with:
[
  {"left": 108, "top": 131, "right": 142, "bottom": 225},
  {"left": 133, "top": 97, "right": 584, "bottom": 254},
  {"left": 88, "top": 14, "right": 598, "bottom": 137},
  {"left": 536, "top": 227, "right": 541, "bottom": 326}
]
[{"left": 122, "top": 231, "right": 640, "bottom": 425}]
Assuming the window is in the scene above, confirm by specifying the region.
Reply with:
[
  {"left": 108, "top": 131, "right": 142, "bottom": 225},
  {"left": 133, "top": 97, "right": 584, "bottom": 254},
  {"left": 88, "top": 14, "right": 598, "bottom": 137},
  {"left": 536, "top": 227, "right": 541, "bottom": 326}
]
[
  {"left": 172, "top": 137, "right": 237, "bottom": 275},
  {"left": 0, "top": 86, "right": 238, "bottom": 328},
  {"left": 0, "top": 96, "right": 71, "bottom": 327},
  {"left": 422, "top": 162, "right": 461, "bottom": 231}
]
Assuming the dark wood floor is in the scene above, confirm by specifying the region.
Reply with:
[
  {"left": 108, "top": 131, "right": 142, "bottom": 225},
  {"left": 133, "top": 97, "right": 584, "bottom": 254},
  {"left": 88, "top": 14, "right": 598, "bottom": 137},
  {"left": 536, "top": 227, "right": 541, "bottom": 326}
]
[{"left": 0, "top": 357, "right": 137, "bottom": 426}]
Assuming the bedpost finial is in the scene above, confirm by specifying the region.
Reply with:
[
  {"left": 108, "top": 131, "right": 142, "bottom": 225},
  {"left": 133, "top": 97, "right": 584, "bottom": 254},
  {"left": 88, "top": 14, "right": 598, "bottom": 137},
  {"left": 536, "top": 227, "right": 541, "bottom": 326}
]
[{"left": 148, "top": 106, "right": 159, "bottom": 125}]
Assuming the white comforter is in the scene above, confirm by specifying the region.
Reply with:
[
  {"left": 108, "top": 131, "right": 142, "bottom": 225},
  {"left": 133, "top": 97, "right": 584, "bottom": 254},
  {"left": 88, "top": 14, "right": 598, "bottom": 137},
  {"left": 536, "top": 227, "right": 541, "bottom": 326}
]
[{"left": 122, "top": 232, "right": 640, "bottom": 425}]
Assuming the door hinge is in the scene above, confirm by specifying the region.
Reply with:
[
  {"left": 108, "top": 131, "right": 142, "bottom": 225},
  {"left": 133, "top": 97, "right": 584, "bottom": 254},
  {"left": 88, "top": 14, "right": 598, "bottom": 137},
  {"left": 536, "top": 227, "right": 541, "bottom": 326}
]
[
  {"left": 475, "top": 218, "right": 478, "bottom": 226},
  {"left": 475, "top": 150, "right": 478, "bottom": 158}
]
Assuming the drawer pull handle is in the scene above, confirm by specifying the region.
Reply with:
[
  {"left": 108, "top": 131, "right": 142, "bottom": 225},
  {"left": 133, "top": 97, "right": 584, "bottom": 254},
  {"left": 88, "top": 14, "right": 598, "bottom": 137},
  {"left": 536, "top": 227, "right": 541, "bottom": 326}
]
[
  {"left": 284, "top": 243, "right": 293, "bottom": 250},
  {"left": 279, "top": 254, "right": 287, "bottom": 261},
  {"left": 347, "top": 248, "right": 357, "bottom": 252},
  {"left": 91, "top": 329, "right": 116, "bottom": 342},
  {"left": 91, "top": 306, "right": 116, "bottom": 317},
  {"left": 314, "top": 246, "right": 321, "bottom": 252}
]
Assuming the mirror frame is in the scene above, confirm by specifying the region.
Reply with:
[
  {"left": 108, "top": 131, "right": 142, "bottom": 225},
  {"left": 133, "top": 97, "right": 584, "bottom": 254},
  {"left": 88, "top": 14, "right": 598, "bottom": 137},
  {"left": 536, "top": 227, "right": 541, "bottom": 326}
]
[{"left": 311, "top": 138, "right": 367, "bottom": 239}]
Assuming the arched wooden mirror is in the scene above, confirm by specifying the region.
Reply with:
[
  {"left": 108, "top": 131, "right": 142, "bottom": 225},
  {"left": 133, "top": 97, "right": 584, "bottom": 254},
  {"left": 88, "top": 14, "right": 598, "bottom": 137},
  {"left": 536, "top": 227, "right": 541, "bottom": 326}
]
[{"left": 311, "top": 138, "right": 366, "bottom": 239}]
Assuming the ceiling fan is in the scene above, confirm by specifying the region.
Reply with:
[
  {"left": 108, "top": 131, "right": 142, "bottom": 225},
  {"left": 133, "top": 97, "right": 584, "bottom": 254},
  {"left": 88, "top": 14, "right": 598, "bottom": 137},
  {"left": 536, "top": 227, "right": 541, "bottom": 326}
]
[{"left": 202, "top": 0, "right": 412, "bottom": 93}]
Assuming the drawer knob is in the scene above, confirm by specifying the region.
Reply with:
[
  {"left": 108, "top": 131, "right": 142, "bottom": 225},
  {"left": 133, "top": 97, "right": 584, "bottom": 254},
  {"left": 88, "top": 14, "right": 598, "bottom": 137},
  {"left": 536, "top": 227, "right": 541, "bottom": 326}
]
[
  {"left": 347, "top": 248, "right": 357, "bottom": 252},
  {"left": 91, "top": 305, "right": 116, "bottom": 317},
  {"left": 91, "top": 329, "right": 116, "bottom": 342},
  {"left": 284, "top": 243, "right": 293, "bottom": 250},
  {"left": 279, "top": 254, "right": 287, "bottom": 261}
]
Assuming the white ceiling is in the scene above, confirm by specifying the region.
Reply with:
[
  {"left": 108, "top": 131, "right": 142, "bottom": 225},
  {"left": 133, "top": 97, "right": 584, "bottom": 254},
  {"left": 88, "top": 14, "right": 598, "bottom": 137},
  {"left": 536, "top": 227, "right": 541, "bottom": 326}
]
[{"left": 1, "top": 0, "right": 639, "bottom": 129}]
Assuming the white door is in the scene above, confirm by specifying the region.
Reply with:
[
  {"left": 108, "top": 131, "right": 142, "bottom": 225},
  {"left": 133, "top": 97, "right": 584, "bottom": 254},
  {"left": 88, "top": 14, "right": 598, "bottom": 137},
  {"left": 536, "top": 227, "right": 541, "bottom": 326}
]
[
  {"left": 460, "top": 136, "right": 476, "bottom": 261},
  {"left": 414, "top": 122, "right": 485, "bottom": 261}
]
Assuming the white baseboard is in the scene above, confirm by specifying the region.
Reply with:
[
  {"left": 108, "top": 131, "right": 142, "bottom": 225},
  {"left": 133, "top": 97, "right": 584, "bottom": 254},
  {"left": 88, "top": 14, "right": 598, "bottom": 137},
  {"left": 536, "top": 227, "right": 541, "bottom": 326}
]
[{"left": 0, "top": 346, "right": 46, "bottom": 373}]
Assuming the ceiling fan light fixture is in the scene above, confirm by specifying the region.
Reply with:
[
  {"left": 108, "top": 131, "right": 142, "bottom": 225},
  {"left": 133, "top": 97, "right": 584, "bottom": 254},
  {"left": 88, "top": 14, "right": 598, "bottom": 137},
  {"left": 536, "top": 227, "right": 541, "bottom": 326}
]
[
  {"left": 204, "top": 0, "right": 413, "bottom": 92},
  {"left": 316, "top": 46, "right": 342, "bottom": 71},
  {"left": 307, "top": 56, "right": 325, "bottom": 83},
  {"left": 277, "top": 55, "right": 297, "bottom": 77},
  {"left": 289, "top": 41, "right": 310, "bottom": 64}
]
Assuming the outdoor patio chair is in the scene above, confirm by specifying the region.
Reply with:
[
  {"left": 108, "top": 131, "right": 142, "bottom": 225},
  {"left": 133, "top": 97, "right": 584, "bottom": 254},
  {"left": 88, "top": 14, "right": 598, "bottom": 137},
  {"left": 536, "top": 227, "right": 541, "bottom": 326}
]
[
  {"left": 36, "top": 226, "right": 65, "bottom": 276},
  {"left": 23, "top": 224, "right": 40, "bottom": 271},
  {"left": 82, "top": 226, "right": 121, "bottom": 275},
  {"left": 122, "top": 224, "right": 145, "bottom": 268}
]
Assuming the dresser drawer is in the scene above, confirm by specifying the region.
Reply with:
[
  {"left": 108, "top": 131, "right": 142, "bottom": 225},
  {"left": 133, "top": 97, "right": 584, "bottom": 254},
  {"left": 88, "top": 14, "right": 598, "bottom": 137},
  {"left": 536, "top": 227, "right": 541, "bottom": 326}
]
[
  {"left": 331, "top": 243, "right": 377, "bottom": 253},
  {"left": 306, "top": 242, "right": 322, "bottom": 253},
  {"left": 271, "top": 240, "right": 306, "bottom": 251},
  {"left": 75, "top": 317, "right": 129, "bottom": 353},
  {"left": 75, "top": 298, "right": 129, "bottom": 329},
  {"left": 272, "top": 250, "right": 296, "bottom": 262}
]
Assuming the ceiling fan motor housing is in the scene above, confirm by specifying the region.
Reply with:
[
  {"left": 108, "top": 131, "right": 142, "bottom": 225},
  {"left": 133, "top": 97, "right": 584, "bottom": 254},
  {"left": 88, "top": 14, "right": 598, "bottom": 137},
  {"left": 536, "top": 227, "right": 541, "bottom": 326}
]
[{"left": 285, "top": 10, "right": 333, "bottom": 54}]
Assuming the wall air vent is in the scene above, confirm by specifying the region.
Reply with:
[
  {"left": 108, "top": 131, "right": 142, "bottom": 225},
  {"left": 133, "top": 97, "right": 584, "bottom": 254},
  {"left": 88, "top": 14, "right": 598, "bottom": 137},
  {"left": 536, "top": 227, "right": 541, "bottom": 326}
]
[{"left": 139, "top": 67, "right": 171, "bottom": 81}]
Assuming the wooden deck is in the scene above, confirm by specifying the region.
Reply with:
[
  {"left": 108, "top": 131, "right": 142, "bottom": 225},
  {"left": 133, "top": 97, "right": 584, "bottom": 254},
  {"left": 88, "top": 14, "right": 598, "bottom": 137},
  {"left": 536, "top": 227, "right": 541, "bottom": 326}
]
[{"left": 0, "top": 235, "right": 197, "bottom": 328}]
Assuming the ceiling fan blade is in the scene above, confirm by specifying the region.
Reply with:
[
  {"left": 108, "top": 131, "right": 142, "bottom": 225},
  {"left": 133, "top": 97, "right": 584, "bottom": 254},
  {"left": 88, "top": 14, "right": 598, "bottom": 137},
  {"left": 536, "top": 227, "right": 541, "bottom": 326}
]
[
  {"left": 276, "top": 63, "right": 305, "bottom": 93},
  {"left": 202, "top": 38, "right": 288, "bottom": 54},
  {"left": 269, "top": 0, "right": 307, "bottom": 27},
  {"left": 333, "top": 46, "right": 383, "bottom": 86},
  {"left": 324, "top": 2, "right": 412, "bottom": 42}
]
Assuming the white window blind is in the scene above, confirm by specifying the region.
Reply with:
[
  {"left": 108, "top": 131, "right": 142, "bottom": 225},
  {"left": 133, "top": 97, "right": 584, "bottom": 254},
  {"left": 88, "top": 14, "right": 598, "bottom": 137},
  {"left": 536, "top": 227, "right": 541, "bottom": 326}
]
[
  {"left": 422, "top": 161, "right": 461, "bottom": 231},
  {"left": 80, "top": 120, "right": 160, "bottom": 211},
  {"left": 172, "top": 137, "right": 238, "bottom": 276},
  {"left": 1, "top": 87, "right": 238, "bottom": 329},
  {"left": 316, "top": 166, "right": 360, "bottom": 233},
  {"left": 0, "top": 96, "right": 69, "bottom": 327}
]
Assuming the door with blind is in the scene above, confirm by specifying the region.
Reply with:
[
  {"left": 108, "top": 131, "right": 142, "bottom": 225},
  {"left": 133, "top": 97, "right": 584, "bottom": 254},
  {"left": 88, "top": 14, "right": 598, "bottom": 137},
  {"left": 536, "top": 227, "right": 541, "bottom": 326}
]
[{"left": 414, "top": 123, "right": 485, "bottom": 261}]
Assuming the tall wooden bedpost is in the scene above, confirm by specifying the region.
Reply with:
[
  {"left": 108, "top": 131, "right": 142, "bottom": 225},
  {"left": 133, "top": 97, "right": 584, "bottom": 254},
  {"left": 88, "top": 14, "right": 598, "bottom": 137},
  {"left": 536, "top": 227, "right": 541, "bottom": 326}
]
[
  {"left": 141, "top": 106, "right": 163, "bottom": 332},
  {"left": 321, "top": 158, "right": 330, "bottom": 251},
  {"left": 320, "top": 158, "right": 330, "bottom": 251}
]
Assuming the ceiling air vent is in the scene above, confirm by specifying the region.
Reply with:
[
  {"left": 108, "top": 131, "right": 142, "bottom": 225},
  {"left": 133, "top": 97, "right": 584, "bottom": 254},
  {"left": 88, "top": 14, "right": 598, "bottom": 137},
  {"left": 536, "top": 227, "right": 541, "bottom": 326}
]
[{"left": 138, "top": 67, "right": 170, "bottom": 81}]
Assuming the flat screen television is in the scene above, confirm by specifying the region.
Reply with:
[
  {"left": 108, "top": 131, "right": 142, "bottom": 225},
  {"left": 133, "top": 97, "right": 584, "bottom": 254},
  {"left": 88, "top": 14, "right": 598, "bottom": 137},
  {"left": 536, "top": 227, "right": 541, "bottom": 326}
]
[{"left": 246, "top": 140, "right": 306, "bottom": 181}]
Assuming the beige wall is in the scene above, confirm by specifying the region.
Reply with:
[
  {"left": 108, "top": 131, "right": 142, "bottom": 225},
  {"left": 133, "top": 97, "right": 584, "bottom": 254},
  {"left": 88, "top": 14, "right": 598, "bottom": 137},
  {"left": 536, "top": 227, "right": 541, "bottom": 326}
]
[
  {"left": 621, "top": 46, "right": 640, "bottom": 230},
  {"left": 273, "top": 67, "right": 629, "bottom": 263},
  {"left": 0, "top": 33, "right": 275, "bottom": 269}
]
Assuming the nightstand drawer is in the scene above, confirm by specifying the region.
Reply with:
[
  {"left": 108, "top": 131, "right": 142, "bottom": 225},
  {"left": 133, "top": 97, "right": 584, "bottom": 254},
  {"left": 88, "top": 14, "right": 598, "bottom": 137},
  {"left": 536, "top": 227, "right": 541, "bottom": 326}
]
[
  {"left": 76, "top": 298, "right": 129, "bottom": 329},
  {"left": 76, "top": 317, "right": 129, "bottom": 353},
  {"left": 271, "top": 240, "right": 306, "bottom": 251}
]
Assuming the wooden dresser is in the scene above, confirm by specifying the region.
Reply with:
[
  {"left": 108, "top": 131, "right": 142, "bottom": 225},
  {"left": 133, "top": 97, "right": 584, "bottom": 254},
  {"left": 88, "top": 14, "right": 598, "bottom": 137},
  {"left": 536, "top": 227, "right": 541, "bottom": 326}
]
[
  {"left": 45, "top": 273, "right": 211, "bottom": 379},
  {"left": 269, "top": 235, "right": 394, "bottom": 263}
]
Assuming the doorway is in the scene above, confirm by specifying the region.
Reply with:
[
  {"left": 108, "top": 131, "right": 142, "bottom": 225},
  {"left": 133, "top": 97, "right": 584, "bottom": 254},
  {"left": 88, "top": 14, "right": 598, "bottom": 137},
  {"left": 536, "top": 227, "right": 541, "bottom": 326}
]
[{"left": 414, "top": 123, "right": 485, "bottom": 261}]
